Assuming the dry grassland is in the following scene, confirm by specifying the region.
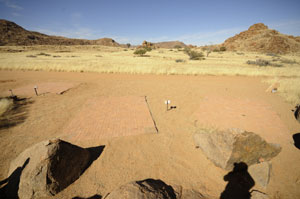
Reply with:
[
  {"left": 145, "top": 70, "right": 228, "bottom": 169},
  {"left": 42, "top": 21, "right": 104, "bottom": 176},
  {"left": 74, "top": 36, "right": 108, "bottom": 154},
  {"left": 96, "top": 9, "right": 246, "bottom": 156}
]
[{"left": 0, "top": 45, "right": 299, "bottom": 104}]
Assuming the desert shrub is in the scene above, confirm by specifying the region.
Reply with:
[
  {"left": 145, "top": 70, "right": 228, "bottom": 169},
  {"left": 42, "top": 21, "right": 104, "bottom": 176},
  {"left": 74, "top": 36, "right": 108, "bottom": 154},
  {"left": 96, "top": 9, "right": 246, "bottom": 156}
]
[
  {"left": 53, "top": 55, "right": 61, "bottom": 58},
  {"left": 236, "top": 52, "right": 245, "bottom": 55},
  {"left": 220, "top": 46, "right": 226, "bottom": 51},
  {"left": 134, "top": 48, "right": 147, "bottom": 56},
  {"left": 175, "top": 59, "right": 185, "bottom": 63},
  {"left": 280, "top": 58, "right": 297, "bottom": 64},
  {"left": 184, "top": 48, "right": 204, "bottom": 60},
  {"left": 95, "top": 55, "right": 102, "bottom": 57},
  {"left": 126, "top": 43, "right": 131, "bottom": 48},
  {"left": 247, "top": 59, "right": 270, "bottom": 66},
  {"left": 37, "top": 52, "right": 51, "bottom": 56},
  {"left": 144, "top": 47, "right": 152, "bottom": 52},
  {"left": 26, "top": 55, "right": 37, "bottom": 58},
  {"left": 174, "top": 45, "right": 182, "bottom": 49},
  {"left": 169, "top": 49, "right": 173, "bottom": 51},
  {"left": 266, "top": 53, "right": 279, "bottom": 57},
  {"left": 246, "top": 59, "right": 283, "bottom": 67},
  {"left": 123, "top": 49, "right": 128, "bottom": 51},
  {"left": 213, "top": 48, "right": 219, "bottom": 52},
  {"left": 271, "top": 63, "right": 283, "bottom": 67}
]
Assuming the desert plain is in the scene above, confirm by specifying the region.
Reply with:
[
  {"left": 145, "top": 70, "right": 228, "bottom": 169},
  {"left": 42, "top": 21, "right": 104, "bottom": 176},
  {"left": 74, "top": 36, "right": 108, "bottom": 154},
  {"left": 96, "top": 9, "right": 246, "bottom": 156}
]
[{"left": 0, "top": 44, "right": 299, "bottom": 199}]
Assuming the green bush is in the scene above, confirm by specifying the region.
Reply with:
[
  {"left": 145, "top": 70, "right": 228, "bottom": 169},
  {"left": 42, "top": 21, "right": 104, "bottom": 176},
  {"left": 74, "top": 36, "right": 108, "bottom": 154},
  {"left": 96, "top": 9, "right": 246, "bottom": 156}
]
[
  {"left": 220, "top": 46, "right": 226, "bottom": 51},
  {"left": 184, "top": 48, "right": 204, "bottom": 60},
  {"left": 144, "top": 47, "right": 152, "bottom": 52},
  {"left": 134, "top": 48, "right": 147, "bottom": 56}
]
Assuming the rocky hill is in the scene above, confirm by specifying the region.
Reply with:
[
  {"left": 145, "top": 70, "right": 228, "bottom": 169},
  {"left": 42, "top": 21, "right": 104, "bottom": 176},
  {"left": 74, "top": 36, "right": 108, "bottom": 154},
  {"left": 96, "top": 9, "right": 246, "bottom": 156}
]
[
  {"left": 222, "top": 23, "right": 300, "bottom": 54},
  {"left": 154, "top": 41, "right": 187, "bottom": 48},
  {"left": 0, "top": 19, "right": 120, "bottom": 46},
  {"left": 140, "top": 40, "right": 187, "bottom": 49}
]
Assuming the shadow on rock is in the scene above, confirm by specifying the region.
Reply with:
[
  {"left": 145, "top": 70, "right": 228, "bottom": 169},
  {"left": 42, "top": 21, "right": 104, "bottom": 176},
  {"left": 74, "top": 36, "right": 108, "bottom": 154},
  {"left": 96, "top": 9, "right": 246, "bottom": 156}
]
[
  {"left": 83, "top": 146, "right": 105, "bottom": 174},
  {"left": 293, "top": 133, "right": 300, "bottom": 150},
  {"left": 0, "top": 158, "right": 30, "bottom": 199},
  {"left": 73, "top": 194, "right": 102, "bottom": 199},
  {"left": 0, "top": 96, "right": 33, "bottom": 130},
  {"left": 294, "top": 104, "right": 300, "bottom": 123},
  {"left": 220, "top": 162, "right": 255, "bottom": 199}
]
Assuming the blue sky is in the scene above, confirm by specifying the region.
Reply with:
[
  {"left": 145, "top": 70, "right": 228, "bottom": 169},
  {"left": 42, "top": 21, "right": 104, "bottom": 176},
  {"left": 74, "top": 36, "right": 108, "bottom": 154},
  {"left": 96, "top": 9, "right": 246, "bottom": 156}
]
[{"left": 1, "top": 0, "right": 300, "bottom": 45}]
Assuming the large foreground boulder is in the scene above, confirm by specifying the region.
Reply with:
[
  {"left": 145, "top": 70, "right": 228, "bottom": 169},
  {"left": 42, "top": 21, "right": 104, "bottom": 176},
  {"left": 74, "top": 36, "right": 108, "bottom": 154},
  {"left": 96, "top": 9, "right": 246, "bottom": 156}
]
[
  {"left": 194, "top": 128, "right": 281, "bottom": 170},
  {"left": 7, "top": 139, "right": 91, "bottom": 199},
  {"left": 248, "top": 162, "right": 271, "bottom": 188},
  {"left": 104, "top": 179, "right": 206, "bottom": 199}
]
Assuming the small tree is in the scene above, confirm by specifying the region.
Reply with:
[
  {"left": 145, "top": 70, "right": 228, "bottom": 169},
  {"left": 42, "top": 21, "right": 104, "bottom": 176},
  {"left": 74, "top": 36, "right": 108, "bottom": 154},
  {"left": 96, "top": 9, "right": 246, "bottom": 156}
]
[
  {"left": 126, "top": 43, "right": 131, "bottom": 48},
  {"left": 134, "top": 48, "right": 147, "bottom": 56},
  {"left": 220, "top": 46, "right": 226, "bottom": 51},
  {"left": 184, "top": 48, "right": 204, "bottom": 60}
]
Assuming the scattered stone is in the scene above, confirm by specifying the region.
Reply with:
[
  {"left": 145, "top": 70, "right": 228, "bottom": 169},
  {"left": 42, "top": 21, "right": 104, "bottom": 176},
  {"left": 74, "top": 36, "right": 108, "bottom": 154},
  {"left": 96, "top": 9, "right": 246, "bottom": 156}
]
[
  {"left": 7, "top": 139, "right": 91, "bottom": 199},
  {"left": 194, "top": 128, "right": 281, "bottom": 170},
  {"left": 104, "top": 179, "right": 207, "bottom": 199},
  {"left": 248, "top": 162, "right": 271, "bottom": 188},
  {"left": 104, "top": 179, "right": 177, "bottom": 199}
]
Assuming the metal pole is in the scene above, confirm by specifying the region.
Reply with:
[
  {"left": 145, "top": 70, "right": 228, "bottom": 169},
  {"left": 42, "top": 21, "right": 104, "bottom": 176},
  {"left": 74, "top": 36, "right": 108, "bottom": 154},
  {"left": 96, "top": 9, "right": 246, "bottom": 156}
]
[{"left": 34, "top": 86, "right": 38, "bottom": 96}]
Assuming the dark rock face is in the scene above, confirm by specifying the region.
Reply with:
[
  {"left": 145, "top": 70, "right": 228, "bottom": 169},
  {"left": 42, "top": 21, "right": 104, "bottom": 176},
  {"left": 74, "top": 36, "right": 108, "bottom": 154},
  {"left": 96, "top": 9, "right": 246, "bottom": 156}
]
[
  {"left": 7, "top": 139, "right": 91, "bottom": 199},
  {"left": 104, "top": 179, "right": 207, "bottom": 199},
  {"left": 194, "top": 128, "right": 281, "bottom": 170}
]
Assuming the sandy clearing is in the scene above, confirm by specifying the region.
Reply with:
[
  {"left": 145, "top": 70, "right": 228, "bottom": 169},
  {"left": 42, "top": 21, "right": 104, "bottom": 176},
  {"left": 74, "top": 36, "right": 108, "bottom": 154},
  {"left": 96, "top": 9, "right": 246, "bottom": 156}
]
[
  {"left": 0, "top": 70, "right": 299, "bottom": 199},
  {"left": 61, "top": 96, "right": 157, "bottom": 144}
]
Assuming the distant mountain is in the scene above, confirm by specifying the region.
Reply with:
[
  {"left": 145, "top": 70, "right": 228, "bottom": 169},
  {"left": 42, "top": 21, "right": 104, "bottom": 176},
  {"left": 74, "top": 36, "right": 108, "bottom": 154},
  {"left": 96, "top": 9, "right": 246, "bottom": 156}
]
[
  {"left": 222, "top": 23, "right": 300, "bottom": 54},
  {"left": 154, "top": 41, "right": 187, "bottom": 48},
  {"left": 0, "top": 19, "right": 120, "bottom": 46}
]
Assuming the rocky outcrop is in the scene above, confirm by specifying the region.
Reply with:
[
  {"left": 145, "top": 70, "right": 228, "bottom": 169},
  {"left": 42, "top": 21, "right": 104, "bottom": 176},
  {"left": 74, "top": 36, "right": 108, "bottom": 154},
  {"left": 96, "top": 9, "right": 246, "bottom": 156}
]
[
  {"left": 194, "top": 128, "right": 281, "bottom": 170},
  {"left": 94, "top": 38, "right": 119, "bottom": 47},
  {"left": 142, "top": 40, "right": 155, "bottom": 48},
  {"left": 104, "top": 179, "right": 207, "bottom": 199},
  {"left": 104, "top": 179, "right": 178, "bottom": 199},
  {"left": 7, "top": 139, "right": 91, "bottom": 199},
  {"left": 222, "top": 23, "right": 300, "bottom": 54}
]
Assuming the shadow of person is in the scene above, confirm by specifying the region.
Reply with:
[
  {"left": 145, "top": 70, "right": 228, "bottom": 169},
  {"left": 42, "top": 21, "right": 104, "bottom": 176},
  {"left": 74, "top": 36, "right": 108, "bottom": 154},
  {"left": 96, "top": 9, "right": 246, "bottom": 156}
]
[
  {"left": 0, "top": 158, "right": 30, "bottom": 199},
  {"left": 220, "top": 162, "right": 255, "bottom": 199},
  {"left": 293, "top": 133, "right": 300, "bottom": 150}
]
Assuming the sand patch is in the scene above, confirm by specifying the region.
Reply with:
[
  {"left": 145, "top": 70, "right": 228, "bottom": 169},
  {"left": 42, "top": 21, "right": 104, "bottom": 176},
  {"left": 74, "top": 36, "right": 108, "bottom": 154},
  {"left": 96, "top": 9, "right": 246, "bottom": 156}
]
[
  {"left": 62, "top": 96, "right": 157, "bottom": 142},
  {"left": 194, "top": 95, "right": 289, "bottom": 143}
]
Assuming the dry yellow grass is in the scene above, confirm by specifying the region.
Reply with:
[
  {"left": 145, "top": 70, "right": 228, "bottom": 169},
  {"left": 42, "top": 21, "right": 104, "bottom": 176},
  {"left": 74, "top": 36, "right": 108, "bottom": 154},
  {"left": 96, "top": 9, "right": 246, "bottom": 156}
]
[
  {"left": 0, "top": 98, "right": 13, "bottom": 116},
  {"left": 0, "top": 45, "right": 299, "bottom": 103}
]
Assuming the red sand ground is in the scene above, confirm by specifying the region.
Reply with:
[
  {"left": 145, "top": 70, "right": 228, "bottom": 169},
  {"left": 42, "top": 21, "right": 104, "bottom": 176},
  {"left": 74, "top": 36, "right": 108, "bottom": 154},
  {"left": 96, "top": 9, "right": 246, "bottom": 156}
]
[
  {"left": 1, "top": 82, "right": 79, "bottom": 97},
  {"left": 62, "top": 96, "right": 157, "bottom": 143},
  {"left": 0, "top": 71, "right": 299, "bottom": 199}
]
